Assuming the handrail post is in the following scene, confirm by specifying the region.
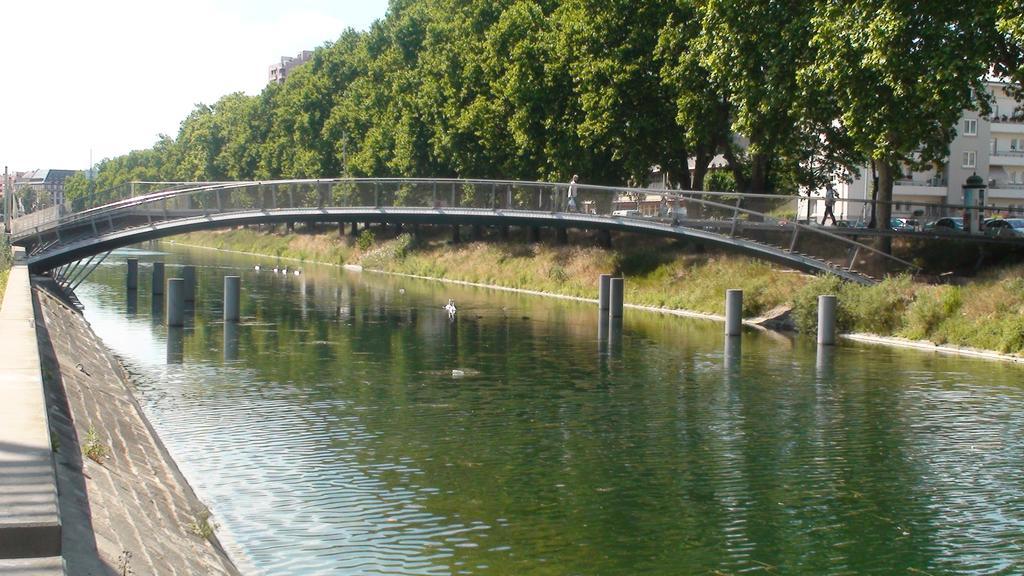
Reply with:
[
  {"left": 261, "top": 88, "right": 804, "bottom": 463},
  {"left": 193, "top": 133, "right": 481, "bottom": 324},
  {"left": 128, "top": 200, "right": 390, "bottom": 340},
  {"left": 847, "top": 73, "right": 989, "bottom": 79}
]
[
  {"left": 374, "top": 182, "right": 380, "bottom": 207},
  {"left": 848, "top": 245, "right": 860, "bottom": 270},
  {"left": 729, "top": 197, "right": 742, "bottom": 237},
  {"left": 288, "top": 183, "right": 295, "bottom": 208},
  {"left": 451, "top": 182, "right": 456, "bottom": 207},
  {"left": 789, "top": 223, "right": 799, "bottom": 252}
]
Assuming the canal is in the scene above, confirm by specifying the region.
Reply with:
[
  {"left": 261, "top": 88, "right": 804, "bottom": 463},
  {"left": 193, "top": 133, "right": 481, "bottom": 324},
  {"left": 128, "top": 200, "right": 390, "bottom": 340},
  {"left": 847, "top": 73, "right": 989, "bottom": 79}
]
[{"left": 75, "top": 244, "right": 1024, "bottom": 575}]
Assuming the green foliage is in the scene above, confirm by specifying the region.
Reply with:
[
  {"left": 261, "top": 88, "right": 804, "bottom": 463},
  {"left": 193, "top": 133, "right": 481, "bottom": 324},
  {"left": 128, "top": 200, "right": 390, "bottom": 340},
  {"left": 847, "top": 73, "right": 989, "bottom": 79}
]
[
  {"left": 901, "top": 286, "right": 963, "bottom": 342},
  {"left": 792, "top": 274, "right": 849, "bottom": 334},
  {"left": 705, "top": 171, "right": 735, "bottom": 193},
  {"left": 82, "top": 427, "right": 109, "bottom": 462},
  {"left": 357, "top": 228, "right": 376, "bottom": 251},
  {"left": 188, "top": 510, "right": 217, "bottom": 539}
]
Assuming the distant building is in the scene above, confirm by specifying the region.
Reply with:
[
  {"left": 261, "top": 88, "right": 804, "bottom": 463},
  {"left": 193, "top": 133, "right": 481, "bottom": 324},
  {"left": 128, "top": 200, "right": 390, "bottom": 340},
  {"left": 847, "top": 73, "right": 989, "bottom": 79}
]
[
  {"left": 15, "top": 168, "right": 76, "bottom": 210},
  {"left": 268, "top": 50, "right": 313, "bottom": 85},
  {"left": 816, "top": 80, "right": 1024, "bottom": 223}
]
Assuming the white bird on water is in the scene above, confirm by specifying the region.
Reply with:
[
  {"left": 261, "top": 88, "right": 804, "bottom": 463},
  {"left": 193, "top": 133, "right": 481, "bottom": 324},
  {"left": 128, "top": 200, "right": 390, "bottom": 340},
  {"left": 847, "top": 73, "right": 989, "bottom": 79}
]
[
  {"left": 444, "top": 299, "right": 457, "bottom": 317},
  {"left": 254, "top": 264, "right": 261, "bottom": 272}
]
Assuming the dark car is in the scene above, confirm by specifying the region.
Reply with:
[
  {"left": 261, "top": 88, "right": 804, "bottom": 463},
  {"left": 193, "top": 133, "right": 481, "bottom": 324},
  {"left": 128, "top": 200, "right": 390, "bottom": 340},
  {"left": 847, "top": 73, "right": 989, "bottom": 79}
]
[
  {"left": 983, "top": 218, "right": 1024, "bottom": 239},
  {"left": 923, "top": 217, "right": 964, "bottom": 233},
  {"left": 890, "top": 217, "right": 920, "bottom": 232}
]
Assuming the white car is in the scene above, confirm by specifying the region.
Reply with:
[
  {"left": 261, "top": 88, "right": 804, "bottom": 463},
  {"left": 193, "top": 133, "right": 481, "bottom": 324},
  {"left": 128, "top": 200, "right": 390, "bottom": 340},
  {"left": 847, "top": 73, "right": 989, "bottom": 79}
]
[{"left": 611, "top": 209, "right": 641, "bottom": 217}]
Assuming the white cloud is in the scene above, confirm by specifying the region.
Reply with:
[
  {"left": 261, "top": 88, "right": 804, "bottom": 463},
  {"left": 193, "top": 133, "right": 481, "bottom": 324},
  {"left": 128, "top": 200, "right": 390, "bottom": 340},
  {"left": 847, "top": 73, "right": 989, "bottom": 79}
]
[{"left": 0, "top": 0, "right": 386, "bottom": 172}]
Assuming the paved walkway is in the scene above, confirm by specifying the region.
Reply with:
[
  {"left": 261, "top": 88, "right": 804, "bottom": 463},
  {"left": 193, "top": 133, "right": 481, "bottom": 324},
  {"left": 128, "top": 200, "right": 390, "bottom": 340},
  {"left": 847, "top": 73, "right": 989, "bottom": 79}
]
[{"left": 33, "top": 279, "right": 239, "bottom": 575}]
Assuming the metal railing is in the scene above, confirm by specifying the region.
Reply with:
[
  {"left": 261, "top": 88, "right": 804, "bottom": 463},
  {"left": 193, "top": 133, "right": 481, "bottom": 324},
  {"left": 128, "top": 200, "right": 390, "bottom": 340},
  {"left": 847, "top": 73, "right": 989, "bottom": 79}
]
[{"left": 13, "top": 178, "right": 929, "bottom": 281}]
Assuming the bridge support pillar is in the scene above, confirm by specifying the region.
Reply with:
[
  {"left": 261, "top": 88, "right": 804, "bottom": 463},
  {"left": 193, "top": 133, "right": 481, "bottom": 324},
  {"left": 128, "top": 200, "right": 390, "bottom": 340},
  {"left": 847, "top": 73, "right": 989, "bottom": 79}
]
[
  {"left": 167, "top": 278, "right": 185, "bottom": 327},
  {"left": 338, "top": 222, "right": 345, "bottom": 237},
  {"left": 556, "top": 227, "right": 568, "bottom": 245},
  {"left": 597, "top": 229, "right": 612, "bottom": 249},
  {"left": 529, "top": 226, "right": 541, "bottom": 243},
  {"left": 499, "top": 225, "right": 510, "bottom": 240},
  {"left": 126, "top": 258, "right": 138, "bottom": 291},
  {"left": 350, "top": 221, "right": 359, "bottom": 237},
  {"left": 152, "top": 262, "right": 165, "bottom": 296},
  {"left": 599, "top": 274, "right": 611, "bottom": 313},
  {"left": 182, "top": 265, "right": 196, "bottom": 303},
  {"left": 472, "top": 224, "right": 483, "bottom": 241},
  {"left": 224, "top": 276, "right": 241, "bottom": 322},
  {"left": 451, "top": 225, "right": 461, "bottom": 244},
  {"left": 725, "top": 289, "right": 743, "bottom": 336},
  {"left": 609, "top": 277, "right": 624, "bottom": 319},
  {"left": 817, "top": 295, "right": 837, "bottom": 345}
]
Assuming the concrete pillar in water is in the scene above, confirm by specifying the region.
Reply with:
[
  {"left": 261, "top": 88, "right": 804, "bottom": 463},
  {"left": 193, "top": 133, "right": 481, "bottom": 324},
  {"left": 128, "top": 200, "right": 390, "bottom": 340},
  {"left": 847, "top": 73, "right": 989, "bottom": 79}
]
[
  {"left": 152, "top": 262, "right": 165, "bottom": 295},
  {"left": 182, "top": 265, "right": 196, "bottom": 302},
  {"left": 725, "top": 289, "right": 743, "bottom": 336},
  {"left": 817, "top": 294, "right": 837, "bottom": 345},
  {"left": 609, "top": 277, "right": 624, "bottom": 319},
  {"left": 599, "top": 274, "right": 611, "bottom": 312},
  {"left": 166, "top": 278, "right": 184, "bottom": 327},
  {"left": 224, "top": 321, "right": 239, "bottom": 362},
  {"left": 126, "top": 258, "right": 138, "bottom": 290},
  {"left": 224, "top": 276, "right": 241, "bottom": 322}
]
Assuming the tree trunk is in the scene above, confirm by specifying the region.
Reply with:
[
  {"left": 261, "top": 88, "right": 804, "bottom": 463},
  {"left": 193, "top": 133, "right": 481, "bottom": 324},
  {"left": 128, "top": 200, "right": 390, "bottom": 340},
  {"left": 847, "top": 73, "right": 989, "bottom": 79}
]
[
  {"left": 692, "top": 149, "right": 711, "bottom": 192},
  {"left": 874, "top": 159, "right": 894, "bottom": 254},
  {"left": 749, "top": 154, "right": 770, "bottom": 195}
]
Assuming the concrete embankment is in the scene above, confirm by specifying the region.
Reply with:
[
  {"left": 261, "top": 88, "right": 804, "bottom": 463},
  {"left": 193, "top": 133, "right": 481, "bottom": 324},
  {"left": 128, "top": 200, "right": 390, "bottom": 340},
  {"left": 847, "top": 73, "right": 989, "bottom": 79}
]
[{"left": 31, "top": 279, "right": 239, "bottom": 575}]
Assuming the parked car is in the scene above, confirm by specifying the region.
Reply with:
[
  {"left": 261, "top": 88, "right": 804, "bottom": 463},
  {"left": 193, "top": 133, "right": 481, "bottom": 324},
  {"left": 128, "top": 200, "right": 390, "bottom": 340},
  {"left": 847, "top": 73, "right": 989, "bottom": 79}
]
[
  {"left": 611, "top": 209, "right": 642, "bottom": 218},
  {"left": 923, "top": 217, "right": 964, "bottom": 233},
  {"left": 983, "top": 218, "right": 1024, "bottom": 238},
  {"left": 890, "top": 217, "right": 920, "bottom": 232}
]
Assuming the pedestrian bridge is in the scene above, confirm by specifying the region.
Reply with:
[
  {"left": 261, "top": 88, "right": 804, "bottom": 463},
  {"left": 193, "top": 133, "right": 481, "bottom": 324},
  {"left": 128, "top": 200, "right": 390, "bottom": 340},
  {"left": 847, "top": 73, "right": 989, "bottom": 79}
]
[{"left": 9, "top": 178, "right": 918, "bottom": 285}]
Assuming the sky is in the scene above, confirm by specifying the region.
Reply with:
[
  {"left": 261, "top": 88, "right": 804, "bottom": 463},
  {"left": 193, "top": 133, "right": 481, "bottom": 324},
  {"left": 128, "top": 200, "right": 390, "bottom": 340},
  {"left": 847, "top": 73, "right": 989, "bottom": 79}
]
[{"left": 0, "top": 0, "right": 390, "bottom": 173}]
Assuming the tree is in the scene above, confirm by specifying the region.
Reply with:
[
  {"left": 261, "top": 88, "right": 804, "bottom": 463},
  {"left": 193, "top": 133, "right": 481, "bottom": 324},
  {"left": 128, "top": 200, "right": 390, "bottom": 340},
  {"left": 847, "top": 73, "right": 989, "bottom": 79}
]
[
  {"left": 693, "top": 0, "right": 818, "bottom": 194},
  {"left": 803, "top": 0, "right": 995, "bottom": 246}
]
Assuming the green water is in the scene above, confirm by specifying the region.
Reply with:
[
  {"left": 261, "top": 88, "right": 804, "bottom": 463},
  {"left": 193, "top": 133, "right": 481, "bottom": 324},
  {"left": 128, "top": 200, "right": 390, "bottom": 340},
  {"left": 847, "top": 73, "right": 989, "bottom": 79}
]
[{"left": 77, "top": 243, "right": 1024, "bottom": 575}]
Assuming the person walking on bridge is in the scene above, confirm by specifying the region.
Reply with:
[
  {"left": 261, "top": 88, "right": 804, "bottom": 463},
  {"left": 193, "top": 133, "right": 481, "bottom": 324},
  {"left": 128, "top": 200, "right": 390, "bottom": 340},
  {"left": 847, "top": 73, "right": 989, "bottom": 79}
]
[
  {"left": 566, "top": 175, "right": 580, "bottom": 212},
  {"left": 821, "top": 184, "right": 838, "bottom": 226}
]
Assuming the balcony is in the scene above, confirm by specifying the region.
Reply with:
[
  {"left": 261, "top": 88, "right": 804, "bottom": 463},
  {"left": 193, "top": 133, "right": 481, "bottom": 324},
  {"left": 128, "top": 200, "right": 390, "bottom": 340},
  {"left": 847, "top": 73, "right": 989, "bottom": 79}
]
[
  {"left": 990, "top": 117, "right": 1024, "bottom": 135},
  {"left": 987, "top": 182, "right": 1024, "bottom": 199},
  {"left": 991, "top": 149, "right": 1024, "bottom": 167},
  {"left": 893, "top": 178, "right": 947, "bottom": 198}
]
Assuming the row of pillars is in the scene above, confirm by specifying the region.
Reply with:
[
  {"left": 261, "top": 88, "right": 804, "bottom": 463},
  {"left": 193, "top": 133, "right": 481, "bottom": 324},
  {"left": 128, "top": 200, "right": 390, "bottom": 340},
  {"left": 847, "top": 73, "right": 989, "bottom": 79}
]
[
  {"left": 126, "top": 258, "right": 240, "bottom": 327},
  {"left": 595, "top": 275, "right": 838, "bottom": 345}
]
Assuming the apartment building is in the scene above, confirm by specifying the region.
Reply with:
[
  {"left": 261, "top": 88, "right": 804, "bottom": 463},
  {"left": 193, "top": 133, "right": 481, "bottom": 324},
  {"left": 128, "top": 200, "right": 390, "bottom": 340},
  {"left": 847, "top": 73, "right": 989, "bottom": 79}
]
[
  {"left": 268, "top": 50, "right": 313, "bottom": 85},
  {"left": 824, "top": 80, "right": 1024, "bottom": 223}
]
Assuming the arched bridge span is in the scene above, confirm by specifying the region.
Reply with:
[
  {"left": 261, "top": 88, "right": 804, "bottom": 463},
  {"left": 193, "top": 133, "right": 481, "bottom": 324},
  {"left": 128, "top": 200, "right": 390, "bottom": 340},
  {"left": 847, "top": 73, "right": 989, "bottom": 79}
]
[{"left": 10, "top": 179, "right": 918, "bottom": 285}]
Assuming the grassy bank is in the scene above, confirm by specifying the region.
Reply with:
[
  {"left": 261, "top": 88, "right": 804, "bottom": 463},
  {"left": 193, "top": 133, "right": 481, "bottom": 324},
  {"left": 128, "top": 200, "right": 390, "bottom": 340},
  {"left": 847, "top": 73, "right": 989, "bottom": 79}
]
[
  {"left": 177, "top": 226, "right": 1024, "bottom": 355},
  {"left": 0, "top": 234, "right": 11, "bottom": 302}
]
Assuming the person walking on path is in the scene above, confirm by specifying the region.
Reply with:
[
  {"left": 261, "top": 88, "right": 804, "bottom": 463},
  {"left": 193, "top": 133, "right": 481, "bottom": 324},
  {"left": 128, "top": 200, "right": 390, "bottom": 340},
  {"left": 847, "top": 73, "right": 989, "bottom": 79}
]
[
  {"left": 567, "top": 175, "right": 579, "bottom": 212},
  {"left": 821, "top": 184, "right": 838, "bottom": 226}
]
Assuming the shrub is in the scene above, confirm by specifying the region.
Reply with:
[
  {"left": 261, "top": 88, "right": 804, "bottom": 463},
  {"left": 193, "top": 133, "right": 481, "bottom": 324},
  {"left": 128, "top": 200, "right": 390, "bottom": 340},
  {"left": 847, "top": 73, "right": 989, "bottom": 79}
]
[
  {"left": 842, "top": 275, "right": 915, "bottom": 334},
  {"left": 901, "top": 286, "right": 962, "bottom": 342},
  {"left": 792, "top": 275, "right": 848, "bottom": 333},
  {"left": 82, "top": 427, "right": 108, "bottom": 462},
  {"left": 357, "top": 229, "right": 375, "bottom": 251}
]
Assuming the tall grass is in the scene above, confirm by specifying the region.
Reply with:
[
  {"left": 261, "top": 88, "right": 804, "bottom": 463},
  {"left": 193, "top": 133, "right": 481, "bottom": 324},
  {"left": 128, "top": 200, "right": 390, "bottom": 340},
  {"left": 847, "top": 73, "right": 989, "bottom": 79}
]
[{"left": 0, "top": 233, "right": 11, "bottom": 302}]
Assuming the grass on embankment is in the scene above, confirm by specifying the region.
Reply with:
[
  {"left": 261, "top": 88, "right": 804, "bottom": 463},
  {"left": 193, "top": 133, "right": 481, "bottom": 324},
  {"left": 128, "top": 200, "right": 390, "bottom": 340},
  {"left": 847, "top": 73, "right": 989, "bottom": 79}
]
[{"left": 178, "top": 227, "right": 1024, "bottom": 355}]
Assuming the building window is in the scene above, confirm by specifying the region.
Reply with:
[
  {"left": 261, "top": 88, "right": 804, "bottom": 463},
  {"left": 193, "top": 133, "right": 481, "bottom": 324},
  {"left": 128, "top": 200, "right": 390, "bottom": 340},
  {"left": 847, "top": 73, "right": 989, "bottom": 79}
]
[
  {"left": 964, "top": 119, "right": 978, "bottom": 136},
  {"left": 962, "top": 150, "right": 976, "bottom": 168},
  {"left": 1012, "top": 138, "right": 1021, "bottom": 151}
]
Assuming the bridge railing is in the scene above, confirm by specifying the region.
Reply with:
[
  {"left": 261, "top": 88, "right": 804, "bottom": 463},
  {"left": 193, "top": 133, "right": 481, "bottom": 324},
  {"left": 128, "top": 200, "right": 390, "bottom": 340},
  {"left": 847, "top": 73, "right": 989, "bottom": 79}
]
[{"left": 18, "top": 178, "right": 923, "bottom": 280}]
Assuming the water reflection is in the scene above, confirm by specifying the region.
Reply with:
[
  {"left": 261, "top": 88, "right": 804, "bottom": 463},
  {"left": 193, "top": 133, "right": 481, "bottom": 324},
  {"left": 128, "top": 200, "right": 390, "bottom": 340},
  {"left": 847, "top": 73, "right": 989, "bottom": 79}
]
[
  {"left": 126, "top": 289, "right": 138, "bottom": 316},
  {"left": 166, "top": 326, "right": 184, "bottom": 364},
  {"left": 223, "top": 322, "right": 239, "bottom": 362},
  {"left": 73, "top": 244, "right": 1024, "bottom": 576}
]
